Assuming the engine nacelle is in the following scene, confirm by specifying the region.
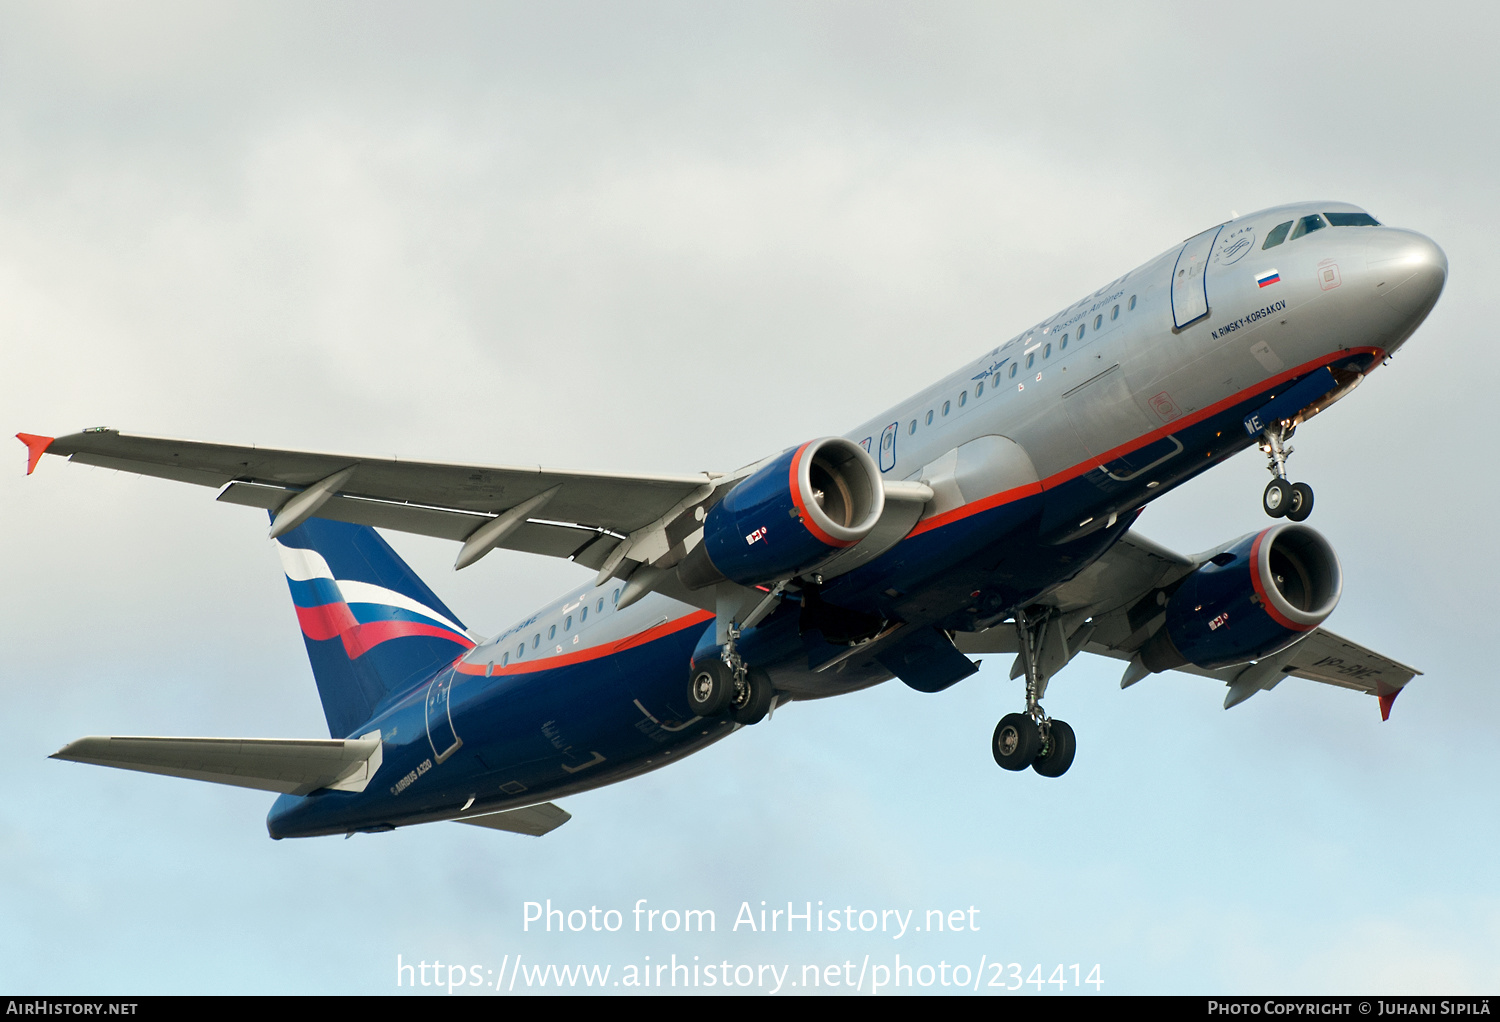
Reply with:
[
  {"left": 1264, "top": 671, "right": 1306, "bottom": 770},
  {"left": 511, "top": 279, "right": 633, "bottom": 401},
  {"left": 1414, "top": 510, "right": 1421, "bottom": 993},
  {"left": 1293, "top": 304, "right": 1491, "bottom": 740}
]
[
  {"left": 1139, "top": 523, "right": 1342, "bottom": 672},
  {"left": 678, "top": 437, "right": 884, "bottom": 589}
]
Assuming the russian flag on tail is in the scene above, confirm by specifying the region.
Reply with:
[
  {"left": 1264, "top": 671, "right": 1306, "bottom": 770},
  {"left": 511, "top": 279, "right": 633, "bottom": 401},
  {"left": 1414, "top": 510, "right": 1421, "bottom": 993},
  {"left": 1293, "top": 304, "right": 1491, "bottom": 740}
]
[
  {"left": 274, "top": 518, "right": 474, "bottom": 738},
  {"left": 278, "top": 542, "right": 472, "bottom": 658}
]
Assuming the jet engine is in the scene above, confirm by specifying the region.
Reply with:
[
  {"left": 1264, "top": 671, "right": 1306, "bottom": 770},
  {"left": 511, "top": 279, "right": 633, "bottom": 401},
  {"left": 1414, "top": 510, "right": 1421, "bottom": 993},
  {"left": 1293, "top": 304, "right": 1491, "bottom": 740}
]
[
  {"left": 1138, "top": 523, "right": 1342, "bottom": 672},
  {"left": 677, "top": 437, "right": 884, "bottom": 589}
]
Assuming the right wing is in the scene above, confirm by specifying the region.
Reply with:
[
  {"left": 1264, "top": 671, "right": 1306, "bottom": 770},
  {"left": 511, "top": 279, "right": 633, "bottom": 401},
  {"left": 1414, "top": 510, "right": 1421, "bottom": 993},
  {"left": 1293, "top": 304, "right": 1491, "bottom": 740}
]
[{"left": 954, "top": 529, "right": 1420, "bottom": 715}]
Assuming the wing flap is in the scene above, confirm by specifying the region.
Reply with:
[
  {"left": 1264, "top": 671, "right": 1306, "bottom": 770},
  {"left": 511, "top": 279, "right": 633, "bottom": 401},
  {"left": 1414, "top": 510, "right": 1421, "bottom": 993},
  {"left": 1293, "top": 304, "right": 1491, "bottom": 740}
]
[
  {"left": 455, "top": 802, "right": 571, "bottom": 836},
  {"left": 51, "top": 734, "right": 383, "bottom": 796},
  {"left": 217, "top": 481, "right": 611, "bottom": 560}
]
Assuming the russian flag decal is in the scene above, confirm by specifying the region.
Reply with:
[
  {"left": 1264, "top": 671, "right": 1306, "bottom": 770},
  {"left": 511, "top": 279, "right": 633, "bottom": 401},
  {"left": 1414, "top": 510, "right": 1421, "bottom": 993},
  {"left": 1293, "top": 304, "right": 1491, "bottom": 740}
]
[{"left": 1255, "top": 269, "right": 1281, "bottom": 288}]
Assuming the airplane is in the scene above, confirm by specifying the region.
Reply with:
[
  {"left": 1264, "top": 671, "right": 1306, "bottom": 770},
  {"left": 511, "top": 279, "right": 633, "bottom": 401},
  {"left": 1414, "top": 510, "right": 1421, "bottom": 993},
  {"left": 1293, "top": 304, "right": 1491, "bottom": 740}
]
[{"left": 19, "top": 200, "right": 1446, "bottom": 839}]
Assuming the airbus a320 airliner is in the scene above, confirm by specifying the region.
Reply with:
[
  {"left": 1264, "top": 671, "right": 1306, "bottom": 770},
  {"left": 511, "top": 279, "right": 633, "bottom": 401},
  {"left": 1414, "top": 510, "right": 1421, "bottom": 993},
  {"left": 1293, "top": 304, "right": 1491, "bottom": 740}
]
[{"left": 21, "top": 201, "right": 1445, "bottom": 839}]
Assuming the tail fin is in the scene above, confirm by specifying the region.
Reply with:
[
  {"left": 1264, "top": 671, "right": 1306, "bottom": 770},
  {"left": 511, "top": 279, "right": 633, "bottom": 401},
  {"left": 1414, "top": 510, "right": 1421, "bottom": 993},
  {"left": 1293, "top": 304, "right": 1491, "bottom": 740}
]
[{"left": 274, "top": 518, "right": 475, "bottom": 738}]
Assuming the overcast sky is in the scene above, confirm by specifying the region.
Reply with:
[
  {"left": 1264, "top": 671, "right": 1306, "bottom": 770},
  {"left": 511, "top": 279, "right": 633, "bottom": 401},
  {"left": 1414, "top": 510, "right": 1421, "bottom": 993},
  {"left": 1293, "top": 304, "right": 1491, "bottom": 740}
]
[{"left": 2, "top": 1, "right": 1496, "bottom": 995}]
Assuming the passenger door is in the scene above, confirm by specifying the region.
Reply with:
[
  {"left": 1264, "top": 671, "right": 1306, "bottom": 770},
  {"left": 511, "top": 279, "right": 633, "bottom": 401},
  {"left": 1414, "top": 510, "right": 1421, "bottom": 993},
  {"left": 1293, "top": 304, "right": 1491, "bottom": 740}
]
[
  {"left": 424, "top": 668, "right": 462, "bottom": 763},
  {"left": 1170, "top": 226, "right": 1223, "bottom": 328}
]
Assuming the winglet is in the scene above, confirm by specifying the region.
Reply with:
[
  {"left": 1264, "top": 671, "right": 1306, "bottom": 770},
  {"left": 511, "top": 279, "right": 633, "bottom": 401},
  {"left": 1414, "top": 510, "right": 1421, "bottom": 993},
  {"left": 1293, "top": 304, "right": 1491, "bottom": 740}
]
[
  {"left": 1378, "top": 688, "right": 1400, "bottom": 722},
  {"left": 16, "top": 433, "right": 54, "bottom": 475}
]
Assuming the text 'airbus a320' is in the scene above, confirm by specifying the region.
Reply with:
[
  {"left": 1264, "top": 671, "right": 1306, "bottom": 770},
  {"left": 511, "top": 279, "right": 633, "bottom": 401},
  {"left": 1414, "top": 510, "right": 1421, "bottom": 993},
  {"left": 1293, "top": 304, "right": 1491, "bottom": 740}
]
[{"left": 21, "top": 201, "right": 1445, "bottom": 839}]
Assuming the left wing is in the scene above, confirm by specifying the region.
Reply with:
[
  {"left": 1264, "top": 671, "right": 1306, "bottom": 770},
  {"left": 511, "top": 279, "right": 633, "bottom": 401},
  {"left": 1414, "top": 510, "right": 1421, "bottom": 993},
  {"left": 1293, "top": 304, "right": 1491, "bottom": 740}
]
[
  {"left": 19, "top": 428, "right": 939, "bottom": 621},
  {"left": 954, "top": 530, "right": 1420, "bottom": 717},
  {"left": 20, "top": 428, "right": 726, "bottom": 575}
]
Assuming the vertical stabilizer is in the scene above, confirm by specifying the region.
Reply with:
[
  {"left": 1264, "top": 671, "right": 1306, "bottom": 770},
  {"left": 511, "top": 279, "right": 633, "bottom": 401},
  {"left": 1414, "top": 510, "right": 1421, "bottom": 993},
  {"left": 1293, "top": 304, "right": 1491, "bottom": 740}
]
[{"left": 274, "top": 518, "right": 474, "bottom": 737}]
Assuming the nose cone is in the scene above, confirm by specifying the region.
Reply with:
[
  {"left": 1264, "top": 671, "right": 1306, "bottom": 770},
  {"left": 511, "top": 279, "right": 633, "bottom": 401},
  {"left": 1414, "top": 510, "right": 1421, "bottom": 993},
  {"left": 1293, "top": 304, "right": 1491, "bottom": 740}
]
[{"left": 1367, "top": 229, "right": 1447, "bottom": 319}]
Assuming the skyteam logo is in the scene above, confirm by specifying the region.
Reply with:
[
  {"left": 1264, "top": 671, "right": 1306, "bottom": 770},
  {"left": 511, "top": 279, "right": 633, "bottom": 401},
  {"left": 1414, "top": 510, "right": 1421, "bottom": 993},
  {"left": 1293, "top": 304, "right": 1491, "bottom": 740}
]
[
  {"left": 276, "top": 541, "right": 475, "bottom": 659},
  {"left": 1216, "top": 224, "right": 1257, "bottom": 265}
]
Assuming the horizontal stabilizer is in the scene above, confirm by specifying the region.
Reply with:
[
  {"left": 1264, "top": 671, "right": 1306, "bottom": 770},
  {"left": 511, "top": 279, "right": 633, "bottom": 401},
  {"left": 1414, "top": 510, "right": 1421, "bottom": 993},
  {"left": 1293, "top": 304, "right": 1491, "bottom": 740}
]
[
  {"left": 455, "top": 802, "right": 571, "bottom": 836},
  {"left": 51, "top": 733, "right": 383, "bottom": 796}
]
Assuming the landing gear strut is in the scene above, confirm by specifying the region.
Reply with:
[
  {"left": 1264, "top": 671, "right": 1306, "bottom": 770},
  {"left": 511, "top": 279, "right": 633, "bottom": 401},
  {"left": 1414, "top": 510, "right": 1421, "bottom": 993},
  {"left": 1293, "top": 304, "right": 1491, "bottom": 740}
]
[
  {"left": 991, "top": 608, "right": 1076, "bottom": 778},
  {"left": 1259, "top": 426, "right": 1313, "bottom": 522},
  {"left": 684, "top": 624, "right": 776, "bottom": 726}
]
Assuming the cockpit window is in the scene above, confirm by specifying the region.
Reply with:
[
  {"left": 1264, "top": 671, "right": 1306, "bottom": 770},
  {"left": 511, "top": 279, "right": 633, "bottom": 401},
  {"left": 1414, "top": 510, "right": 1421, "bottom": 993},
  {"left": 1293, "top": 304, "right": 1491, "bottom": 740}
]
[
  {"left": 1262, "top": 221, "right": 1293, "bottom": 249},
  {"left": 1324, "top": 212, "right": 1380, "bottom": 227},
  {"left": 1288, "top": 214, "right": 1327, "bottom": 241}
]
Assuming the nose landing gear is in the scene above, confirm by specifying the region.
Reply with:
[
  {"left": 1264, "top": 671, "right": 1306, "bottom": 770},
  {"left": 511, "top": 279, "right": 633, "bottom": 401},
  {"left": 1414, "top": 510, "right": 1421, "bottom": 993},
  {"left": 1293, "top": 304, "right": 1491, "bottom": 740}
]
[
  {"left": 991, "top": 608, "right": 1077, "bottom": 778},
  {"left": 1259, "top": 426, "right": 1313, "bottom": 522}
]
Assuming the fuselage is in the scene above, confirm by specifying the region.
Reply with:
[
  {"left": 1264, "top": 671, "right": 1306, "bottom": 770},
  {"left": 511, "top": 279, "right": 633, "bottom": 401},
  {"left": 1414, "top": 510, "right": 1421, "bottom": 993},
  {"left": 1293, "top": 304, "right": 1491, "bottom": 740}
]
[{"left": 268, "top": 201, "right": 1446, "bottom": 838}]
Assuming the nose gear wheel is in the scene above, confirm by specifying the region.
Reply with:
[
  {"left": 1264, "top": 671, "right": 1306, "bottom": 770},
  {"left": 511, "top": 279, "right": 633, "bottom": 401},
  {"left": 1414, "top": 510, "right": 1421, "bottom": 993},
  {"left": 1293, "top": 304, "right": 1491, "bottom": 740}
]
[{"left": 1259, "top": 426, "right": 1315, "bottom": 521}]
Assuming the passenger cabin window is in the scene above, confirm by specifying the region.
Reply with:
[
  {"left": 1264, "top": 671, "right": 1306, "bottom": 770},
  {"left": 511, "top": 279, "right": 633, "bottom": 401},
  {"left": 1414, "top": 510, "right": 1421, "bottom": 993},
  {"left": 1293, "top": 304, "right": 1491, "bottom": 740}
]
[
  {"left": 1094, "top": 314, "right": 1102, "bottom": 329},
  {"left": 565, "top": 615, "right": 573, "bottom": 630},
  {"left": 613, "top": 588, "right": 620, "bottom": 604},
  {"left": 581, "top": 607, "right": 588, "bottom": 623},
  {"left": 1076, "top": 324, "right": 1085, "bottom": 340},
  {"left": 1059, "top": 335, "right": 1068, "bottom": 351},
  {"left": 976, "top": 381, "right": 984, "bottom": 397},
  {"left": 1263, "top": 221, "right": 1293, "bottom": 249},
  {"left": 1111, "top": 305, "right": 1119, "bottom": 320},
  {"left": 1026, "top": 353, "right": 1035, "bottom": 369},
  {"left": 1043, "top": 342, "right": 1052, "bottom": 359},
  {"left": 517, "top": 644, "right": 524, "bottom": 658},
  {"left": 1289, "top": 214, "right": 1327, "bottom": 241},
  {"left": 1325, "top": 212, "right": 1380, "bottom": 227},
  {"left": 1128, "top": 295, "right": 1137, "bottom": 311},
  {"left": 959, "top": 390, "right": 967, "bottom": 406},
  {"left": 549, "top": 624, "right": 557, "bottom": 640},
  {"left": 942, "top": 400, "right": 950, "bottom": 416},
  {"left": 533, "top": 634, "right": 540, "bottom": 648},
  {"left": 597, "top": 598, "right": 604, "bottom": 613},
  {"left": 1009, "top": 363, "right": 1018, "bottom": 378},
  {"left": 908, "top": 419, "right": 916, "bottom": 435},
  {"left": 925, "top": 410, "right": 934, "bottom": 425},
  {"left": 502, "top": 652, "right": 510, "bottom": 666}
]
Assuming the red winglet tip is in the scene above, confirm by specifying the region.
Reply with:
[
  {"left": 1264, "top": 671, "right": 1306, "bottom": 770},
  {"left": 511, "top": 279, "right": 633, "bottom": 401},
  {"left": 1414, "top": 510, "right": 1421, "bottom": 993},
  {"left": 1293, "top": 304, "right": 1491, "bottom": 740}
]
[
  {"left": 1378, "top": 688, "right": 1400, "bottom": 722},
  {"left": 16, "top": 433, "right": 54, "bottom": 475}
]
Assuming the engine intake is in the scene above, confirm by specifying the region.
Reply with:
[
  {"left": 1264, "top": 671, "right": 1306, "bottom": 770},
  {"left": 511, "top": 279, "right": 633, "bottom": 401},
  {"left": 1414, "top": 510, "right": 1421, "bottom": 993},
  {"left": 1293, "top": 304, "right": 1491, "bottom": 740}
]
[
  {"left": 1140, "top": 523, "right": 1342, "bottom": 673},
  {"left": 678, "top": 437, "right": 884, "bottom": 589}
]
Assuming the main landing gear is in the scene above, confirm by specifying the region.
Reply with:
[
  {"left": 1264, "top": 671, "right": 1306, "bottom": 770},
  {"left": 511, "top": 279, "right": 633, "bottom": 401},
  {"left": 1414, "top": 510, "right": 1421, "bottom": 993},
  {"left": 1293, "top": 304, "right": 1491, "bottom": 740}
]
[
  {"left": 1259, "top": 425, "right": 1313, "bottom": 522},
  {"left": 992, "top": 608, "right": 1077, "bottom": 778},
  {"left": 685, "top": 625, "right": 775, "bottom": 726}
]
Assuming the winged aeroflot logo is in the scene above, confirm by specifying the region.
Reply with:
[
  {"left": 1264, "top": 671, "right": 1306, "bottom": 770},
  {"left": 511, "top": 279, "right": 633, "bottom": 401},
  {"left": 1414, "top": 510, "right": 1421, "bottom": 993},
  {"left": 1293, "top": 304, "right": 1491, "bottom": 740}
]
[{"left": 971, "top": 358, "right": 1010, "bottom": 382}]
